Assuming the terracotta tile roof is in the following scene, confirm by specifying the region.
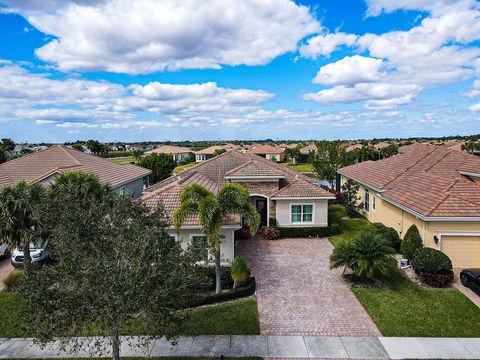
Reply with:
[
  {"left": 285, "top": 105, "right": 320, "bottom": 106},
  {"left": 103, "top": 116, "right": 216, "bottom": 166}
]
[
  {"left": 249, "top": 144, "right": 284, "bottom": 154},
  {"left": 0, "top": 145, "right": 151, "bottom": 189},
  {"left": 374, "top": 141, "right": 393, "bottom": 150},
  {"left": 141, "top": 150, "right": 332, "bottom": 226},
  {"left": 345, "top": 143, "right": 363, "bottom": 152},
  {"left": 339, "top": 144, "right": 480, "bottom": 218},
  {"left": 272, "top": 178, "right": 334, "bottom": 198},
  {"left": 145, "top": 145, "right": 192, "bottom": 155},
  {"left": 300, "top": 143, "right": 317, "bottom": 155},
  {"left": 195, "top": 144, "right": 237, "bottom": 155}
]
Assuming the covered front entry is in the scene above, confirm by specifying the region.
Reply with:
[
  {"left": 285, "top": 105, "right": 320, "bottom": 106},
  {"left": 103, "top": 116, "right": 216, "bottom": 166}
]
[{"left": 251, "top": 195, "right": 268, "bottom": 227}]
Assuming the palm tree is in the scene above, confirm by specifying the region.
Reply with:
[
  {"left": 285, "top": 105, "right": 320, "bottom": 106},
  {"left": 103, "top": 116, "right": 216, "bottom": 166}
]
[
  {"left": 0, "top": 181, "right": 46, "bottom": 273},
  {"left": 173, "top": 183, "right": 260, "bottom": 295},
  {"left": 351, "top": 231, "right": 395, "bottom": 279},
  {"left": 359, "top": 144, "right": 376, "bottom": 162},
  {"left": 330, "top": 240, "right": 356, "bottom": 275}
]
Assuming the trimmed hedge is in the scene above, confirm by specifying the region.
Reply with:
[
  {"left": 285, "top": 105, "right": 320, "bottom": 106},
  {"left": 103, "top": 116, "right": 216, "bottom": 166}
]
[
  {"left": 413, "top": 247, "right": 453, "bottom": 274},
  {"left": 419, "top": 271, "right": 454, "bottom": 287},
  {"left": 278, "top": 224, "right": 340, "bottom": 238},
  {"left": 190, "top": 277, "right": 256, "bottom": 307}
]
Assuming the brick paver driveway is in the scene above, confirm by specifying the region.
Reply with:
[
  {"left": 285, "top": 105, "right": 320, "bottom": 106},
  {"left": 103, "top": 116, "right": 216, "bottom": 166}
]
[{"left": 235, "top": 236, "right": 380, "bottom": 336}]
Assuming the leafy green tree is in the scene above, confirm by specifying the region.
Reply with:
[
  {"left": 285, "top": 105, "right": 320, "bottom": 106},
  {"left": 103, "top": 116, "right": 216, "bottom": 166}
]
[
  {"left": 461, "top": 140, "right": 480, "bottom": 154},
  {"left": 0, "top": 182, "right": 47, "bottom": 273},
  {"left": 213, "top": 148, "right": 227, "bottom": 156},
  {"left": 86, "top": 139, "right": 109, "bottom": 156},
  {"left": 284, "top": 146, "right": 301, "bottom": 164},
  {"left": 351, "top": 231, "right": 395, "bottom": 279},
  {"left": 379, "top": 144, "right": 399, "bottom": 159},
  {"left": 131, "top": 149, "right": 145, "bottom": 162},
  {"left": 341, "top": 179, "right": 362, "bottom": 217},
  {"left": 358, "top": 144, "right": 376, "bottom": 162},
  {"left": 0, "top": 149, "right": 7, "bottom": 164},
  {"left": 311, "top": 141, "right": 345, "bottom": 189},
  {"left": 1, "top": 138, "right": 15, "bottom": 152},
  {"left": 173, "top": 183, "right": 260, "bottom": 294},
  {"left": 20, "top": 173, "right": 197, "bottom": 360},
  {"left": 401, "top": 224, "right": 423, "bottom": 259},
  {"left": 138, "top": 153, "right": 176, "bottom": 185},
  {"left": 71, "top": 143, "right": 84, "bottom": 152}
]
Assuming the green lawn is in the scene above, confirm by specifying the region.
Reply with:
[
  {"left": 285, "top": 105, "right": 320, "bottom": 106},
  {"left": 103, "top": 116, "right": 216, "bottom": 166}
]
[
  {"left": 174, "top": 162, "right": 198, "bottom": 173},
  {"left": 0, "top": 293, "right": 259, "bottom": 337},
  {"left": 328, "top": 204, "right": 480, "bottom": 337},
  {"left": 110, "top": 157, "right": 136, "bottom": 164},
  {"left": 280, "top": 163, "right": 313, "bottom": 173}
]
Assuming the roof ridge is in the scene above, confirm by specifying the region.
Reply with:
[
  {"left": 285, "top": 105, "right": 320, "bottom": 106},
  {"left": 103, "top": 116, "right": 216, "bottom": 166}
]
[
  {"left": 422, "top": 149, "right": 451, "bottom": 173},
  {"left": 58, "top": 145, "right": 83, "bottom": 166},
  {"left": 425, "top": 192, "right": 451, "bottom": 216},
  {"left": 0, "top": 144, "right": 54, "bottom": 168},
  {"left": 244, "top": 152, "right": 314, "bottom": 182},
  {"left": 224, "top": 159, "right": 254, "bottom": 176}
]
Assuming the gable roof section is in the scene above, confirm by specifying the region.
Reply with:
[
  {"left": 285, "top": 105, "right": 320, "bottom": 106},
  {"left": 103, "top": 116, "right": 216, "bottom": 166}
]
[
  {"left": 249, "top": 144, "right": 283, "bottom": 154},
  {"left": 0, "top": 145, "right": 151, "bottom": 188},
  {"left": 225, "top": 160, "right": 285, "bottom": 178},
  {"left": 146, "top": 145, "right": 192, "bottom": 155},
  {"left": 272, "top": 178, "right": 335, "bottom": 199},
  {"left": 338, "top": 144, "right": 480, "bottom": 219}
]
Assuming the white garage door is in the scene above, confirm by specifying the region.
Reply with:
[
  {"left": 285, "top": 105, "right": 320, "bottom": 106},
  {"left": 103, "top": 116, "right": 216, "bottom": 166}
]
[{"left": 441, "top": 236, "right": 480, "bottom": 268}]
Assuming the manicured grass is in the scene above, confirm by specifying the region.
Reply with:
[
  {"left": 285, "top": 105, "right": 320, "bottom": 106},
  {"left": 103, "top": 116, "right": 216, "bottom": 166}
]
[
  {"left": 280, "top": 162, "right": 313, "bottom": 173},
  {"left": 9, "top": 358, "right": 261, "bottom": 360},
  {"left": 173, "top": 162, "right": 198, "bottom": 173},
  {"left": 353, "top": 270, "right": 480, "bottom": 337},
  {"left": 328, "top": 204, "right": 370, "bottom": 247},
  {"left": 0, "top": 293, "right": 260, "bottom": 337},
  {"left": 110, "top": 157, "right": 136, "bottom": 164}
]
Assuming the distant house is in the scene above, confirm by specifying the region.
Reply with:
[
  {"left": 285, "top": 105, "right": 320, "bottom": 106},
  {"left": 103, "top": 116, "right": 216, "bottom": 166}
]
[
  {"left": 142, "top": 150, "right": 334, "bottom": 264},
  {"left": 338, "top": 144, "right": 480, "bottom": 268},
  {"left": 277, "top": 143, "right": 297, "bottom": 151},
  {"left": 0, "top": 145, "right": 151, "bottom": 199},
  {"left": 299, "top": 143, "right": 317, "bottom": 163},
  {"left": 195, "top": 144, "right": 237, "bottom": 162},
  {"left": 249, "top": 144, "right": 285, "bottom": 162},
  {"left": 145, "top": 145, "right": 193, "bottom": 164}
]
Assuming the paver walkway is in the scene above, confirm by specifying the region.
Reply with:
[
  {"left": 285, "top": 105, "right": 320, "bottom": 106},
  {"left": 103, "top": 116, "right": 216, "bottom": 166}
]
[
  {"left": 2, "top": 335, "right": 480, "bottom": 359},
  {"left": 235, "top": 237, "right": 380, "bottom": 336}
]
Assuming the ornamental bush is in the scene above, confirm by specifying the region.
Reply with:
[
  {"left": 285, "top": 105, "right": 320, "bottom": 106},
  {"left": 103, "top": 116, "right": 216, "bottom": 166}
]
[
  {"left": 231, "top": 256, "right": 250, "bottom": 289},
  {"left": 2, "top": 270, "right": 23, "bottom": 292},
  {"left": 419, "top": 271, "right": 454, "bottom": 287},
  {"left": 262, "top": 226, "right": 280, "bottom": 240},
  {"left": 412, "top": 247, "right": 452, "bottom": 274},
  {"left": 401, "top": 224, "right": 423, "bottom": 259},
  {"left": 377, "top": 226, "right": 401, "bottom": 252}
]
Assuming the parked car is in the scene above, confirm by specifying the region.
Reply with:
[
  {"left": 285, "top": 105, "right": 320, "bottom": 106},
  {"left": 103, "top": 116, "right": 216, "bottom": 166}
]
[
  {"left": 460, "top": 268, "right": 480, "bottom": 295},
  {"left": 11, "top": 239, "right": 50, "bottom": 268},
  {"left": 0, "top": 243, "right": 9, "bottom": 258}
]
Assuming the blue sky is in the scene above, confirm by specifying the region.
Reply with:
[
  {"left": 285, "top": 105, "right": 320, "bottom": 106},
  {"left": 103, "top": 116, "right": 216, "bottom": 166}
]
[{"left": 0, "top": 0, "right": 479, "bottom": 142}]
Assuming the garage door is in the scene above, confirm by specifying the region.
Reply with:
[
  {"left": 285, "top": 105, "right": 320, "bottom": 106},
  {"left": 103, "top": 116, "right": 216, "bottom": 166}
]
[{"left": 441, "top": 236, "right": 480, "bottom": 268}]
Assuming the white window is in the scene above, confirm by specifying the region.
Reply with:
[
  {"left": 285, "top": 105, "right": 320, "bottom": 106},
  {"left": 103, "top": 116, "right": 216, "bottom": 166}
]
[
  {"left": 372, "top": 195, "right": 376, "bottom": 210},
  {"left": 119, "top": 186, "right": 126, "bottom": 198},
  {"left": 291, "top": 204, "right": 314, "bottom": 224},
  {"left": 364, "top": 188, "right": 370, "bottom": 212}
]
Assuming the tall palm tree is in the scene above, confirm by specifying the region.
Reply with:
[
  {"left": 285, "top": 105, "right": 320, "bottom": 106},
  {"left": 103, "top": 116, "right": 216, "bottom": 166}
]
[
  {"left": 173, "top": 183, "right": 260, "bottom": 295},
  {"left": 0, "top": 181, "right": 46, "bottom": 273}
]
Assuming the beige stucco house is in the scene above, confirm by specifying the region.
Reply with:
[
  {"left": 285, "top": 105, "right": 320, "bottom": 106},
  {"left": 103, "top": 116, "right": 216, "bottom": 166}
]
[
  {"left": 141, "top": 150, "right": 334, "bottom": 264},
  {"left": 145, "top": 145, "right": 193, "bottom": 164},
  {"left": 0, "top": 145, "right": 152, "bottom": 198},
  {"left": 249, "top": 144, "right": 285, "bottom": 162},
  {"left": 338, "top": 144, "right": 480, "bottom": 268}
]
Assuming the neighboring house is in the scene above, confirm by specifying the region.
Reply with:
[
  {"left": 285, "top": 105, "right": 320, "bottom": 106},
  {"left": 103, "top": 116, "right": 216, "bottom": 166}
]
[
  {"left": 338, "top": 144, "right": 480, "bottom": 268},
  {"left": 277, "top": 143, "right": 297, "bottom": 151},
  {"left": 195, "top": 144, "right": 237, "bottom": 162},
  {"left": 249, "top": 144, "right": 285, "bottom": 162},
  {"left": 141, "top": 150, "right": 334, "bottom": 263},
  {"left": 299, "top": 143, "right": 317, "bottom": 163},
  {"left": 0, "top": 145, "right": 151, "bottom": 199},
  {"left": 145, "top": 145, "right": 193, "bottom": 164}
]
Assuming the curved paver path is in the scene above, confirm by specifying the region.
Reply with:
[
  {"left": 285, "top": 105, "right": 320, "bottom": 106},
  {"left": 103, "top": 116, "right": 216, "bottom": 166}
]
[{"left": 235, "top": 236, "right": 380, "bottom": 336}]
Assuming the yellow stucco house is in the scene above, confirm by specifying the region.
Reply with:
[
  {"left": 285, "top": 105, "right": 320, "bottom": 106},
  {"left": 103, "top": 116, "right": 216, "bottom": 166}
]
[{"left": 338, "top": 144, "right": 480, "bottom": 268}]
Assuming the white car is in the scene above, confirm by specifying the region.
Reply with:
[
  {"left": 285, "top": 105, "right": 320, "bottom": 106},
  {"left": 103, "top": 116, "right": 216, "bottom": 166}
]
[
  {"left": 0, "top": 243, "right": 9, "bottom": 258},
  {"left": 11, "top": 239, "right": 49, "bottom": 268}
]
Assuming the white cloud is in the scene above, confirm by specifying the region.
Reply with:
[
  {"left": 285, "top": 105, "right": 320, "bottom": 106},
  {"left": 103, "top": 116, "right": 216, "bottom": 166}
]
[
  {"left": 470, "top": 102, "right": 480, "bottom": 112},
  {"left": 465, "top": 79, "right": 480, "bottom": 98},
  {"left": 299, "top": 32, "right": 358, "bottom": 58},
  {"left": 312, "top": 55, "right": 386, "bottom": 85},
  {"left": 3, "top": 0, "right": 320, "bottom": 74}
]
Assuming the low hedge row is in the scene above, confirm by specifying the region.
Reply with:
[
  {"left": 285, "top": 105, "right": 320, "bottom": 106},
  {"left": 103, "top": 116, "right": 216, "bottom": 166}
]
[
  {"left": 278, "top": 223, "right": 341, "bottom": 238},
  {"left": 189, "top": 276, "right": 256, "bottom": 307}
]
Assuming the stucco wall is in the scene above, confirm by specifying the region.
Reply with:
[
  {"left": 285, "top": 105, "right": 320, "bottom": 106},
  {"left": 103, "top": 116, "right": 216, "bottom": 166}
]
[
  {"left": 168, "top": 228, "right": 236, "bottom": 264},
  {"left": 232, "top": 180, "right": 279, "bottom": 218},
  {"left": 113, "top": 177, "right": 146, "bottom": 199},
  {"left": 275, "top": 199, "right": 329, "bottom": 227}
]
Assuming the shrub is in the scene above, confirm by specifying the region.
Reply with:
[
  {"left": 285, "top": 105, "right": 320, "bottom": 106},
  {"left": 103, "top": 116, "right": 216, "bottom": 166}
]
[
  {"left": 376, "top": 226, "right": 401, "bottom": 252},
  {"left": 269, "top": 217, "right": 277, "bottom": 227},
  {"left": 190, "top": 277, "right": 256, "bottom": 307},
  {"left": 278, "top": 226, "right": 334, "bottom": 238},
  {"left": 234, "top": 225, "right": 252, "bottom": 240},
  {"left": 2, "top": 270, "right": 23, "bottom": 292},
  {"left": 372, "top": 222, "right": 386, "bottom": 229},
  {"left": 412, "top": 247, "right": 452, "bottom": 274},
  {"left": 419, "top": 271, "right": 454, "bottom": 287},
  {"left": 330, "top": 223, "right": 341, "bottom": 235},
  {"left": 262, "top": 226, "right": 280, "bottom": 240},
  {"left": 330, "top": 240, "right": 356, "bottom": 275},
  {"left": 341, "top": 179, "right": 362, "bottom": 217},
  {"left": 401, "top": 224, "right": 423, "bottom": 259},
  {"left": 195, "top": 266, "right": 233, "bottom": 290},
  {"left": 231, "top": 256, "right": 250, "bottom": 289}
]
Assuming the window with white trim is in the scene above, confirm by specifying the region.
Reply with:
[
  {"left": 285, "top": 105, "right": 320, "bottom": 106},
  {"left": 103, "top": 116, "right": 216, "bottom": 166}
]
[
  {"left": 364, "top": 188, "right": 370, "bottom": 212},
  {"left": 119, "top": 186, "right": 126, "bottom": 198},
  {"left": 372, "top": 195, "right": 376, "bottom": 210},
  {"left": 291, "top": 204, "right": 313, "bottom": 223}
]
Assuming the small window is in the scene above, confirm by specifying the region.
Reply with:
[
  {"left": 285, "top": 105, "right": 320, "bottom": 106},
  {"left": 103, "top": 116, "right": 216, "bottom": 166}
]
[
  {"left": 192, "top": 236, "right": 208, "bottom": 263},
  {"left": 291, "top": 204, "right": 314, "bottom": 224},
  {"left": 372, "top": 195, "right": 376, "bottom": 210},
  {"left": 364, "top": 188, "right": 370, "bottom": 212},
  {"left": 119, "top": 186, "right": 126, "bottom": 198}
]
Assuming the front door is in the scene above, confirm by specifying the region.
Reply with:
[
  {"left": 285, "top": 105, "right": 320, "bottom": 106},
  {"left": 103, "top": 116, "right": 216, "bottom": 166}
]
[{"left": 255, "top": 198, "right": 268, "bottom": 227}]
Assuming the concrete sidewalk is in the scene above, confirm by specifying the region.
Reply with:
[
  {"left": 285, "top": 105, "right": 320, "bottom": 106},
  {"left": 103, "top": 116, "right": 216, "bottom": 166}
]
[{"left": 1, "top": 335, "right": 480, "bottom": 359}]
